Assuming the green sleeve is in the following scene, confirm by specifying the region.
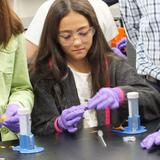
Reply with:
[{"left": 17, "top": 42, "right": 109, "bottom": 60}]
[{"left": 8, "top": 34, "right": 34, "bottom": 112}]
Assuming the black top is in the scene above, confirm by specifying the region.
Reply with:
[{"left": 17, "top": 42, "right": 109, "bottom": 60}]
[{"left": 31, "top": 58, "right": 160, "bottom": 136}]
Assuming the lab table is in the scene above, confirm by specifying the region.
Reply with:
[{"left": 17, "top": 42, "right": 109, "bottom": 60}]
[{"left": 0, "top": 120, "right": 160, "bottom": 160}]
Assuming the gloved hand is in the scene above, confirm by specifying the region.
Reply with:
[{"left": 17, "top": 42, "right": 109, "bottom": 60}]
[
  {"left": 87, "top": 87, "right": 123, "bottom": 110},
  {"left": 3, "top": 104, "right": 20, "bottom": 133},
  {"left": 140, "top": 130, "right": 160, "bottom": 150},
  {"left": 116, "top": 37, "right": 127, "bottom": 55},
  {"left": 111, "top": 47, "right": 127, "bottom": 59},
  {"left": 58, "top": 105, "right": 86, "bottom": 133}
]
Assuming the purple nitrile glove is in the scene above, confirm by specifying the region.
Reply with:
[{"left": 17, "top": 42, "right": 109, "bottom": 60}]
[
  {"left": 58, "top": 105, "right": 85, "bottom": 133},
  {"left": 116, "top": 37, "right": 127, "bottom": 55},
  {"left": 3, "top": 104, "right": 20, "bottom": 133},
  {"left": 140, "top": 130, "right": 160, "bottom": 150},
  {"left": 111, "top": 47, "right": 127, "bottom": 59},
  {"left": 87, "top": 87, "right": 122, "bottom": 110}
]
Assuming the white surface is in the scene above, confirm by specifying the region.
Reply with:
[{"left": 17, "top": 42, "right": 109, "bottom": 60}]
[{"left": 11, "top": 0, "right": 46, "bottom": 28}]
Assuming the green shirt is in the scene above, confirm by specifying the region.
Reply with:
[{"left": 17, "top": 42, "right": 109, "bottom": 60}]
[{"left": 0, "top": 34, "right": 34, "bottom": 141}]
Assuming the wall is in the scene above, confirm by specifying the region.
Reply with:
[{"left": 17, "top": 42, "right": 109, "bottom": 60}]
[{"left": 11, "top": 0, "right": 46, "bottom": 28}]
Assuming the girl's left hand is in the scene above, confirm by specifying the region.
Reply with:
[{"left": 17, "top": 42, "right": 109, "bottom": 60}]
[{"left": 87, "top": 87, "right": 122, "bottom": 110}]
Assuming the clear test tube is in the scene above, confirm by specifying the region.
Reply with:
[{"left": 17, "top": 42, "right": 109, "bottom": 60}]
[
  {"left": 127, "top": 92, "right": 140, "bottom": 132},
  {"left": 18, "top": 108, "right": 31, "bottom": 135}
]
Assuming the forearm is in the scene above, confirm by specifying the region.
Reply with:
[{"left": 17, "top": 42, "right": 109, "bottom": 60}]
[
  {"left": 26, "top": 40, "right": 38, "bottom": 63},
  {"left": 10, "top": 34, "right": 34, "bottom": 111}
]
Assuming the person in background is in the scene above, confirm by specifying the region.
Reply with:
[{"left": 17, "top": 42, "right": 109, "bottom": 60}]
[
  {"left": 30, "top": 0, "right": 160, "bottom": 136},
  {"left": 25, "top": 0, "right": 126, "bottom": 63},
  {"left": 0, "top": 0, "right": 34, "bottom": 141},
  {"left": 119, "top": 0, "right": 160, "bottom": 92}
]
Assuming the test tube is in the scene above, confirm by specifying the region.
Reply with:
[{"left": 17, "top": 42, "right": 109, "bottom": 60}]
[
  {"left": 127, "top": 92, "right": 140, "bottom": 132},
  {"left": 18, "top": 108, "right": 31, "bottom": 135}
]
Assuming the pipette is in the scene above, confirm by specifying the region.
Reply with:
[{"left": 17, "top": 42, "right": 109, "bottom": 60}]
[{"left": 98, "top": 130, "right": 107, "bottom": 147}]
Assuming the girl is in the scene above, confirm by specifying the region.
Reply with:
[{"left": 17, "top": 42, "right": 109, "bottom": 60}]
[{"left": 30, "top": 0, "right": 160, "bottom": 136}]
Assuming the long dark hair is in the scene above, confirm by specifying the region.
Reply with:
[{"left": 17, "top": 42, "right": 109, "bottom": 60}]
[
  {"left": 31, "top": 0, "right": 113, "bottom": 94},
  {"left": 0, "top": 0, "right": 23, "bottom": 47}
]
